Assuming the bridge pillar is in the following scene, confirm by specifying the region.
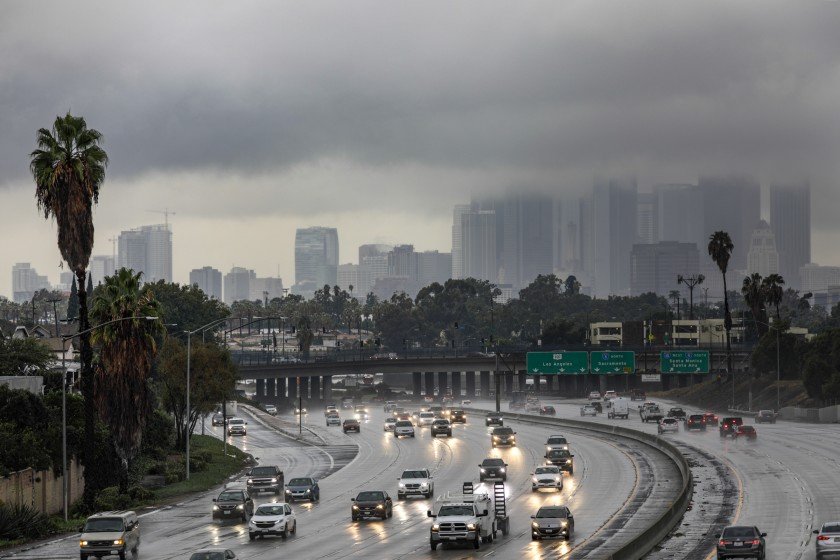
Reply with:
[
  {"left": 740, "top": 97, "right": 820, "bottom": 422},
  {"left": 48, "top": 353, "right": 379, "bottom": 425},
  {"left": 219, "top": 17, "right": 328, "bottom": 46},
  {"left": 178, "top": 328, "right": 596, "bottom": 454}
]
[
  {"left": 599, "top": 375, "right": 608, "bottom": 393},
  {"left": 451, "top": 372, "right": 461, "bottom": 399},
  {"left": 479, "top": 371, "right": 491, "bottom": 398},
  {"left": 424, "top": 372, "right": 435, "bottom": 397},
  {"left": 277, "top": 377, "right": 287, "bottom": 398},
  {"left": 265, "top": 378, "right": 275, "bottom": 399},
  {"left": 544, "top": 375, "right": 554, "bottom": 393},
  {"left": 505, "top": 372, "right": 514, "bottom": 395},
  {"left": 412, "top": 372, "right": 422, "bottom": 398},
  {"left": 310, "top": 376, "right": 321, "bottom": 402},
  {"left": 518, "top": 370, "right": 527, "bottom": 391},
  {"left": 300, "top": 376, "right": 310, "bottom": 400},
  {"left": 465, "top": 372, "right": 475, "bottom": 398},
  {"left": 533, "top": 375, "right": 541, "bottom": 393},
  {"left": 288, "top": 377, "right": 298, "bottom": 399},
  {"left": 322, "top": 376, "right": 332, "bottom": 403},
  {"left": 437, "top": 372, "right": 448, "bottom": 396},
  {"left": 256, "top": 378, "right": 265, "bottom": 398}
]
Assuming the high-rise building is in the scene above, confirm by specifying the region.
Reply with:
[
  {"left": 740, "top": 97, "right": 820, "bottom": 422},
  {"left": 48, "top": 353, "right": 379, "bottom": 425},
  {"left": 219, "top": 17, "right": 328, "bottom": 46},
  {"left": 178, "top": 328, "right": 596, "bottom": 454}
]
[
  {"left": 417, "top": 251, "right": 452, "bottom": 287},
  {"left": 747, "top": 220, "right": 779, "bottom": 277},
  {"left": 800, "top": 263, "right": 840, "bottom": 294},
  {"left": 223, "top": 267, "right": 255, "bottom": 305},
  {"left": 249, "top": 276, "right": 284, "bottom": 303},
  {"left": 636, "top": 192, "right": 658, "bottom": 245},
  {"left": 357, "top": 244, "right": 392, "bottom": 297},
  {"left": 189, "top": 266, "right": 222, "bottom": 299},
  {"left": 461, "top": 211, "right": 497, "bottom": 283},
  {"left": 590, "top": 178, "right": 638, "bottom": 296},
  {"left": 117, "top": 224, "right": 172, "bottom": 283},
  {"left": 699, "top": 175, "right": 760, "bottom": 270},
  {"left": 630, "top": 242, "right": 700, "bottom": 296},
  {"left": 89, "top": 255, "right": 116, "bottom": 286},
  {"left": 451, "top": 205, "right": 471, "bottom": 279},
  {"left": 500, "top": 193, "right": 554, "bottom": 289},
  {"left": 57, "top": 271, "right": 75, "bottom": 292},
  {"left": 388, "top": 245, "right": 418, "bottom": 279},
  {"left": 770, "top": 181, "right": 810, "bottom": 288},
  {"left": 11, "top": 263, "right": 51, "bottom": 303},
  {"left": 294, "top": 227, "right": 339, "bottom": 295},
  {"left": 653, "top": 184, "right": 704, "bottom": 245},
  {"left": 338, "top": 264, "right": 360, "bottom": 296}
]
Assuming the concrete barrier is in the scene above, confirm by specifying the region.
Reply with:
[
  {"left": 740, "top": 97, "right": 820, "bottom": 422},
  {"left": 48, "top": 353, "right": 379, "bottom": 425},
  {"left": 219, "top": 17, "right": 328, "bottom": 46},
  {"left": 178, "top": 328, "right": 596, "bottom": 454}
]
[{"left": 818, "top": 405, "right": 839, "bottom": 423}]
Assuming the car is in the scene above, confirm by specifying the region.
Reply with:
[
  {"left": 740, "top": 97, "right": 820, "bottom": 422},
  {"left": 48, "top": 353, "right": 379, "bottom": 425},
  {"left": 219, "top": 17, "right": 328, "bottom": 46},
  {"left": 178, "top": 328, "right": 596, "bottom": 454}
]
[
  {"left": 343, "top": 419, "right": 361, "bottom": 433},
  {"left": 285, "top": 477, "right": 320, "bottom": 502},
  {"left": 580, "top": 404, "right": 597, "bottom": 416},
  {"left": 324, "top": 405, "right": 338, "bottom": 416},
  {"left": 479, "top": 457, "right": 508, "bottom": 481},
  {"left": 79, "top": 510, "right": 140, "bottom": 560},
  {"left": 603, "top": 390, "right": 617, "bottom": 401},
  {"left": 212, "top": 488, "right": 254, "bottom": 522},
  {"left": 397, "top": 468, "right": 434, "bottom": 499},
  {"left": 417, "top": 411, "right": 435, "bottom": 426},
  {"left": 630, "top": 389, "right": 646, "bottom": 401},
  {"left": 813, "top": 521, "right": 840, "bottom": 558},
  {"left": 666, "top": 407, "right": 687, "bottom": 422},
  {"left": 545, "top": 435, "right": 569, "bottom": 452},
  {"left": 755, "top": 410, "right": 776, "bottom": 424},
  {"left": 734, "top": 425, "right": 758, "bottom": 441},
  {"left": 525, "top": 400, "right": 542, "bottom": 413},
  {"left": 545, "top": 449, "right": 574, "bottom": 474},
  {"left": 703, "top": 412, "right": 720, "bottom": 426},
  {"left": 227, "top": 417, "right": 247, "bottom": 436},
  {"left": 686, "top": 414, "right": 707, "bottom": 431},
  {"left": 531, "top": 466, "right": 563, "bottom": 492},
  {"left": 460, "top": 399, "right": 472, "bottom": 406},
  {"left": 589, "top": 401, "right": 603, "bottom": 413},
  {"left": 588, "top": 390, "right": 602, "bottom": 400},
  {"left": 491, "top": 426, "right": 516, "bottom": 447},
  {"left": 431, "top": 419, "right": 453, "bottom": 437},
  {"left": 450, "top": 409, "right": 467, "bottom": 423},
  {"left": 539, "top": 405, "right": 556, "bottom": 416},
  {"left": 531, "top": 505, "right": 574, "bottom": 540},
  {"left": 354, "top": 405, "right": 369, "bottom": 419},
  {"left": 293, "top": 407, "right": 307, "bottom": 415},
  {"left": 428, "top": 405, "right": 445, "bottom": 418},
  {"left": 715, "top": 525, "right": 767, "bottom": 559},
  {"left": 211, "top": 413, "right": 225, "bottom": 426},
  {"left": 424, "top": 395, "right": 434, "bottom": 403},
  {"left": 396, "top": 411, "right": 411, "bottom": 421},
  {"left": 394, "top": 420, "right": 416, "bottom": 438},
  {"left": 658, "top": 418, "right": 680, "bottom": 434},
  {"left": 264, "top": 404, "right": 277, "bottom": 416},
  {"left": 326, "top": 412, "right": 341, "bottom": 426},
  {"left": 189, "top": 549, "right": 240, "bottom": 560},
  {"left": 383, "top": 417, "right": 397, "bottom": 431},
  {"left": 720, "top": 417, "right": 744, "bottom": 438},
  {"left": 248, "top": 502, "right": 296, "bottom": 540},
  {"left": 351, "top": 491, "right": 393, "bottom": 520},
  {"left": 246, "top": 465, "right": 284, "bottom": 495},
  {"left": 383, "top": 401, "right": 397, "bottom": 412},
  {"left": 485, "top": 412, "right": 504, "bottom": 427}
]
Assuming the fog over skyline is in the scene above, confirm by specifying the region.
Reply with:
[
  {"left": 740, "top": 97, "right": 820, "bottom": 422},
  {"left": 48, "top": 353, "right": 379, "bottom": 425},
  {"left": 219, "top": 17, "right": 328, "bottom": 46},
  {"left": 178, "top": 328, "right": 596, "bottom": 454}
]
[{"left": 2, "top": 1, "right": 840, "bottom": 297}]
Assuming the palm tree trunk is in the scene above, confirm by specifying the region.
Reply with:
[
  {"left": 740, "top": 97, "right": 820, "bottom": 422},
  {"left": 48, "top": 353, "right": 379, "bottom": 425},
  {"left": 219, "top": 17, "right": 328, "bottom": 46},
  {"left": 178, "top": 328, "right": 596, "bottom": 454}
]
[
  {"left": 722, "top": 272, "right": 734, "bottom": 405},
  {"left": 77, "top": 269, "right": 101, "bottom": 510}
]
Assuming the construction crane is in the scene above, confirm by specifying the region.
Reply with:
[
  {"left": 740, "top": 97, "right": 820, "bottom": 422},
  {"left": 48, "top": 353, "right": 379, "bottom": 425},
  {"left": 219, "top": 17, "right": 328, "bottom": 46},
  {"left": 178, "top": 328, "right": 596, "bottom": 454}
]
[{"left": 146, "top": 208, "right": 176, "bottom": 229}]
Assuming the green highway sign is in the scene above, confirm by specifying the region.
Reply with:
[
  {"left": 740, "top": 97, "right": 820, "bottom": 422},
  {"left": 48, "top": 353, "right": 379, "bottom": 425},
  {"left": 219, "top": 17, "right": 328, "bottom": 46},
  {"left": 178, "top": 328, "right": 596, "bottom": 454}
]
[
  {"left": 526, "top": 351, "right": 589, "bottom": 374},
  {"left": 590, "top": 351, "right": 636, "bottom": 373},
  {"left": 660, "top": 350, "right": 709, "bottom": 373}
]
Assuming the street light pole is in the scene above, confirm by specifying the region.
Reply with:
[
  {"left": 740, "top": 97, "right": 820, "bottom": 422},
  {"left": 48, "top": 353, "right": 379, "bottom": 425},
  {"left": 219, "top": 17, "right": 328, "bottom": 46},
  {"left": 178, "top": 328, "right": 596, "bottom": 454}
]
[{"left": 186, "top": 330, "right": 191, "bottom": 480}]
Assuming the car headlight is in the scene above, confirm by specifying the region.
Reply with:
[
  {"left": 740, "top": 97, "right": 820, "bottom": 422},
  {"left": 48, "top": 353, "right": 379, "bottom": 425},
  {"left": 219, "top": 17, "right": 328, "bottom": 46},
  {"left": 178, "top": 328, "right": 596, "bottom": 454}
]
[
  {"left": 499, "top": 467, "right": 505, "bottom": 472},
  {"left": 237, "top": 504, "right": 244, "bottom": 510},
  {"left": 249, "top": 519, "right": 257, "bottom": 526},
  {"left": 562, "top": 445, "right": 568, "bottom": 450},
  {"left": 546, "top": 446, "right": 551, "bottom": 451},
  {"left": 113, "top": 539, "right": 124, "bottom": 546},
  {"left": 376, "top": 504, "right": 384, "bottom": 509},
  {"left": 467, "top": 523, "right": 477, "bottom": 530},
  {"left": 420, "top": 483, "right": 429, "bottom": 488},
  {"left": 305, "top": 489, "right": 311, "bottom": 493},
  {"left": 352, "top": 505, "right": 359, "bottom": 510},
  {"left": 555, "top": 477, "right": 561, "bottom": 482},
  {"left": 432, "top": 523, "right": 440, "bottom": 531},
  {"left": 561, "top": 520, "right": 568, "bottom": 526},
  {"left": 213, "top": 505, "right": 219, "bottom": 511},
  {"left": 532, "top": 522, "right": 539, "bottom": 528},
  {"left": 532, "top": 476, "right": 538, "bottom": 483},
  {"left": 285, "top": 489, "right": 291, "bottom": 493},
  {"left": 80, "top": 540, "right": 88, "bottom": 547},
  {"left": 480, "top": 468, "right": 486, "bottom": 472},
  {"left": 247, "top": 478, "right": 253, "bottom": 484},
  {"left": 566, "top": 459, "right": 572, "bottom": 464},
  {"left": 270, "top": 478, "right": 278, "bottom": 483},
  {"left": 399, "top": 482, "right": 405, "bottom": 487}
]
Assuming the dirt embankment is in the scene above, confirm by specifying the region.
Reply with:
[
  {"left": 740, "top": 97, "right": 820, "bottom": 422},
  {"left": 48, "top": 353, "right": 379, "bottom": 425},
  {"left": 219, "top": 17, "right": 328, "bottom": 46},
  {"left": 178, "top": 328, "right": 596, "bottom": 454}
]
[{"left": 651, "top": 376, "right": 812, "bottom": 412}]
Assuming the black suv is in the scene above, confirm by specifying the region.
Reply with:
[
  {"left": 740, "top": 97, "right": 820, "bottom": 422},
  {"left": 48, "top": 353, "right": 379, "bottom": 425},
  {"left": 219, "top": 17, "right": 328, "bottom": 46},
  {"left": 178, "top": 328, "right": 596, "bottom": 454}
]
[
  {"left": 212, "top": 488, "right": 254, "bottom": 522},
  {"left": 430, "top": 419, "right": 452, "bottom": 437},
  {"left": 545, "top": 449, "right": 575, "bottom": 474},
  {"left": 667, "top": 407, "right": 687, "bottom": 422},
  {"left": 247, "top": 465, "right": 284, "bottom": 495},
  {"left": 686, "top": 414, "right": 706, "bottom": 431},
  {"left": 351, "top": 490, "right": 393, "bottom": 521},
  {"left": 719, "top": 417, "right": 744, "bottom": 438},
  {"left": 491, "top": 426, "right": 516, "bottom": 447},
  {"left": 485, "top": 412, "right": 504, "bottom": 427},
  {"left": 715, "top": 525, "right": 767, "bottom": 558},
  {"left": 450, "top": 410, "right": 466, "bottom": 423},
  {"left": 479, "top": 457, "right": 508, "bottom": 481},
  {"left": 343, "top": 419, "right": 361, "bottom": 433}
]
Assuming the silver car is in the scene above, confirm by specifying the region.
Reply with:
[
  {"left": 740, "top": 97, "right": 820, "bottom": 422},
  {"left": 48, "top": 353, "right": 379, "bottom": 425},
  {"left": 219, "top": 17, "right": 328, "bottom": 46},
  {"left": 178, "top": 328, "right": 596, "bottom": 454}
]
[
  {"left": 658, "top": 418, "right": 679, "bottom": 434},
  {"left": 383, "top": 417, "right": 397, "bottom": 431},
  {"left": 814, "top": 521, "right": 840, "bottom": 558},
  {"left": 531, "top": 505, "right": 574, "bottom": 540}
]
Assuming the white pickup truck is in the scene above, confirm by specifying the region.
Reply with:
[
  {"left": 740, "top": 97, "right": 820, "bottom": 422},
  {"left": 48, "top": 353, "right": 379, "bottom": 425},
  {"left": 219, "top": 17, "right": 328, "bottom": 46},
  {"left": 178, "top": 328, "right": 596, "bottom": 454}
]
[
  {"left": 640, "top": 404, "right": 664, "bottom": 423},
  {"left": 428, "top": 492, "right": 497, "bottom": 550}
]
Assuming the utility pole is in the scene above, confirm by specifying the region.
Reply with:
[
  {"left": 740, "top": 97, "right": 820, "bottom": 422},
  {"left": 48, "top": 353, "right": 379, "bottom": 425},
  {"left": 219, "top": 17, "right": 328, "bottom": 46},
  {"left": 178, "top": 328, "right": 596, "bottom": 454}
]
[{"left": 677, "top": 274, "right": 705, "bottom": 320}]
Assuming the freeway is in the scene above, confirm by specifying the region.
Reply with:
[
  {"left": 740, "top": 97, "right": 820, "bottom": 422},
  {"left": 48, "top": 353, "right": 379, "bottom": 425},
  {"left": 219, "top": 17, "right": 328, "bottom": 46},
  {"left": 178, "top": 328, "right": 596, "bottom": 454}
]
[{"left": 5, "top": 403, "right": 681, "bottom": 560}]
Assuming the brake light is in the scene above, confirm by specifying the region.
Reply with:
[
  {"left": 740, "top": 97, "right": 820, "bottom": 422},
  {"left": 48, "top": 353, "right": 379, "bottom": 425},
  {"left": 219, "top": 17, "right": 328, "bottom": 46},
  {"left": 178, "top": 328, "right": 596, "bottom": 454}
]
[
  {"left": 818, "top": 535, "right": 830, "bottom": 541},
  {"left": 750, "top": 539, "right": 760, "bottom": 545},
  {"left": 719, "top": 540, "right": 730, "bottom": 546}
]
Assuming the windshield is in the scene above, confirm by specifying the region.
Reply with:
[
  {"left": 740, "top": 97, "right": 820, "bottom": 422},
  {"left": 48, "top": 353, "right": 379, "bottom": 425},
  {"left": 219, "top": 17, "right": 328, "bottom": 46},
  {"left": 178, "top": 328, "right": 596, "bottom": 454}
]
[
  {"left": 722, "top": 526, "right": 758, "bottom": 538},
  {"left": 288, "top": 478, "right": 312, "bottom": 486},
  {"left": 433, "top": 420, "right": 449, "bottom": 425},
  {"left": 536, "top": 507, "right": 567, "bottom": 518},
  {"left": 547, "top": 436, "right": 567, "bottom": 444},
  {"left": 250, "top": 467, "right": 276, "bottom": 476},
  {"left": 482, "top": 458, "right": 504, "bottom": 466},
  {"left": 689, "top": 415, "right": 704, "bottom": 420},
  {"left": 535, "top": 467, "right": 559, "bottom": 475},
  {"left": 217, "top": 491, "right": 243, "bottom": 501},
  {"left": 494, "top": 427, "right": 513, "bottom": 435},
  {"left": 385, "top": 417, "right": 396, "bottom": 422},
  {"left": 438, "top": 505, "right": 475, "bottom": 516},
  {"left": 228, "top": 418, "right": 244, "bottom": 425},
  {"left": 395, "top": 421, "right": 412, "bottom": 427},
  {"left": 401, "top": 470, "right": 428, "bottom": 478},
  {"left": 255, "top": 505, "right": 285, "bottom": 516},
  {"left": 420, "top": 412, "right": 434, "bottom": 418},
  {"left": 83, "top": 518, "right": 124, "bottom": 532},
  {"left": 356, "top": 491, "right": 384, "bottom": 501},
  {"left": 189, "top": 554, "right": 225, "bottom": 560}
]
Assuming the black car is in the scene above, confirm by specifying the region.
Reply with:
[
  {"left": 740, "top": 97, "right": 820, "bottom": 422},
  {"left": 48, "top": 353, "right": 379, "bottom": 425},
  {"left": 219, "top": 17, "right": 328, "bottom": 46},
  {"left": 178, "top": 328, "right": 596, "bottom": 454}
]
[
  {"left": 539, "top": 405, "right": 556, "bottom": 416},
  {"left": 686, "top": 414, "right": 706, "bottom": 431},
  {"left": 667, "top": 407, "right": 687, "bottom": 422},
  {"left": 720, "top": 417, "right": 744, "bottom": 438},
  {"left": 545, "top": 449, "right": 574, "bottom": 474},
  {"left": 211, "top": 413, "right": 225, "bottom": 426},
  {"left": 246, "top": 465, "right": 285, "bottom": 495},
  {"left": 343, "top": 419, "right": 361, "bottom": 433},
  {"left": 212, "top": 489, "right": 254, "bottom": 521},
  {"left": 430, "top": 419, "right": 452, "bottom": 437},
  {"left": 351, "top": 490, "right": 393, "bottom": 521},
  {"left": 450, "top": 410, "right": 466, "bottom": 423},
  {"left": 285, "top": 477, "right": 320, "bottom": 502},
  {"left": 479, "top": 457, "right": 508, "bottom": 481},
  {"left": 715, "top": 525, "right": 766, "bottom": 559},
  {"left": 491, "top": 426, "right": 516, "bottom": 447},
  {"left": 485, "top": 413, "right": 504, "bottom": 427},
  {"left": 589, "top": 401, "right": 603, "bottom": 413},
  {"left": 755, "top": 410, "right": 776, "bottom": 424}
]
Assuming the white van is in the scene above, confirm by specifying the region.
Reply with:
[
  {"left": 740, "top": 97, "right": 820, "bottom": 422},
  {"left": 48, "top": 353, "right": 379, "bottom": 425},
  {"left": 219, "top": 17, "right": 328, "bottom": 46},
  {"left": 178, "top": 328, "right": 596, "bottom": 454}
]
[
  {"left": 79, "top": 510, "right": 140, "bottom": 560},
  {"left": 607, "top": 397, "right": 630, "bottom": 419}
]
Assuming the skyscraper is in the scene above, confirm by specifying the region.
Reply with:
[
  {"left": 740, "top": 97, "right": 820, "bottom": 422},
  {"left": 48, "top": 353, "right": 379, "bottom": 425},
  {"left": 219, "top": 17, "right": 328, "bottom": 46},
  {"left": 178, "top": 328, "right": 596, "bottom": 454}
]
[
  {"left": 770, "top": 181, "right": 810, "bottom": 288},
  {"left": 11, "top": 263, "right": 50, "bottom": 303},
  {"left": 189, "top": 266, "right": 222, "bottom": 300},
  {"left": 249, "top": 276, "right": 284, "bottom": 303},
  {"left": 654, "top": 184, "right": 705, "bottom": 245},
  {"left": 223, "top": 267, "right": 255, "bottom": 305},
  {"left": 451, "top": 205, "right": 471, "bottom": 279},
  {"left": 461, "top": 211, "right": 497, "bottom": 283},
  {"left": 117, "top": 224, "right": 172, "bottom": 283},
  {"left": 630, "top": 242, "right": 699, "bottom": 296},
  {"left": 89, "top": 255, "right": 116, "bottom": 286},
  {"left": 294, "top": 227, "right": 339, "bottom": 294},
  {"left": 747, "top": 220, "right": 779, "bottom": 277},
  {"left": 500, "top": 193, "right": 554, "bottom": 289},
  {"left": 338, "top": 264, "right": 360, "bottom": 296},
  {"left": 357, "top": 244, "right": 392, "bottom": 297},
  {"left": 590, "top": 178, "right": 638, "bottom": 296},
  {"left": 636, "top": 192, "right": 658, "bottom": 245},
  {"left": 700, "top": 175, "right": 760, "bottom": 270},
  {"left": 417, "top": 251, "right": 452, "bottom": 287}
]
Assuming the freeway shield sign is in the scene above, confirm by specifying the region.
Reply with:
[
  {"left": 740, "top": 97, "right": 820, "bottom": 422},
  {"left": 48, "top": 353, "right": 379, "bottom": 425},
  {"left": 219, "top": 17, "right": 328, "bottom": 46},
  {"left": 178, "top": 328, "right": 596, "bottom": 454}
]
[
  {"left": 590, "top": 351, "right": 635, "bottom": 373},
  {"left": 526, "top": 351, "right": 588, "bottom": 374},
  {"left": 660, "top": 350, "right": 709, "bottom": 373}
]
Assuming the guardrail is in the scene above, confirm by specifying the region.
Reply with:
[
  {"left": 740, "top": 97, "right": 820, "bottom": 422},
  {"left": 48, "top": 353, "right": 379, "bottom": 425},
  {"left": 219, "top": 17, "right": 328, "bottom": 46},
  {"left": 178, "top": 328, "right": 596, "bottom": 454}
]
[{"left": 463, "top": 407, "right": 693, "bottom": 560}]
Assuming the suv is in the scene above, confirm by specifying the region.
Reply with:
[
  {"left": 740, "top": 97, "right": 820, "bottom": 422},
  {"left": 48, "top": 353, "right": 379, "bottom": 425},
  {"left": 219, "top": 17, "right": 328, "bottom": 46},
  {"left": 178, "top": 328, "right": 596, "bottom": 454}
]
[
  {"left": 227, "top": 417, "right": 247, "bottom": 436},
  {"left": 491, "top": 426, "right": 516, "bottom": 447},
  {"left": 666, "top": 407, "right": 687, "bottom": 422},
  {"left": 545, "top": 449, "right": 574, "bottom": 474},
  {"left": 418, "top": 411, "right": 435, "bottom": 426},
  {"left": 531, "top": 505, "right": 574, "bottom": 541},
  {"left": 264, "top": 404, "right": 277, "bottom": 416},
  {"left": 720, "top": 417, "right": 744, "bottom": 438},
  {"left": 397, "top": 468, "right": 434, "bottom": 499},
  {"left": 485, "top": 412, "right": 504, "bottom": 427},
  {"left": 212, "top": 488, "right": 254, "bottom": 522},
  {"left": 248, "top": 502, "right": 296, "bottom": 540},
  {"left": 394, "top": 420, "right": 415, "bottom": 438},
  {"left": 640, "top": 405, "right": 664, "bottom": 423},
  {"left": 431, "top": 419, "right": 452, "bottom": 437},
  {"left": 545, "top": 435, "right": 569, "bottom": 452},
  {"left": 603, "top": 390, "right": 617, "bottom": 401},
  {"left": 715, "top": 525, "right": 767, "bottom": 558},
  {"left": 703, "top": 412, "right": 719, "bottom": 426},
  {"left": 630, "top": 389, "right": 646, "bottom": 401},
  {"left": 588, "top": 390, "right": 601, "bottom": 400},
  {"left": 450, "top": 409, "right": 466, "bottom": 423},
  {"left": 351, "top": 490, "right": 393, "bottom": 520},
  {"left": 326, "top": 412, "right": 341, "bottom": 426},
  {"left": 383, "top": 401, "right": 397, "bottom": 412},
  {"left": 755, "top": 410, "right": 776, "bottom": 424},
  {"left": 79, "top": 511, "right": 140, "bottom": 560},
  {"left": 686, "top": 414, "right": 706, "bottom": 431},
  {"left": 247, "top": 465, "right": 284, "bottom": 495},
  {"left": 343, "top": 419, "right": 361, "bottom": 433},
  {"left": 479, "top": 457, "right": 508, "bottom": 481},
  {"left": 211, "top": 413, "right": 225, "bottom": 426},
  {"left": 284, "top": 477, "right": 320, "bottom": 501}
]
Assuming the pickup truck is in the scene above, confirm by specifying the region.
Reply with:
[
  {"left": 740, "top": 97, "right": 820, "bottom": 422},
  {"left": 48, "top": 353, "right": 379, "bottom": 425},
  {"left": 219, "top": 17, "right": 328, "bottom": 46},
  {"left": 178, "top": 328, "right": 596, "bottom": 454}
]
[
  {"left": 666, "top": 407, "right": 687, "bottom": 422},
  {"left": 640, "top": 405, "right": 664, "bottom": 423},
  {"left": 428, "top": 492, "right": 496, "bottom": 550}
]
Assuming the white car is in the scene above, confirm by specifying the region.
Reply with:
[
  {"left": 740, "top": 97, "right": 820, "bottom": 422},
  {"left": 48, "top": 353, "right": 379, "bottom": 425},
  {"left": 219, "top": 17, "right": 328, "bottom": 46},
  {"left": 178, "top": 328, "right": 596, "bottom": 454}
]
[
  {"left": 580, "top": 404, "right": 597, "bottom": 416},
  {"left": 603, "top": 390, "right": 617, "bottom": 401},
  {"left": 248, "top": 502, "right": 296, "bottom": 540},
  {"left": 545, "top": 435, "right": 569, "bottom": 452},
  {"left": 264, "top": 405, "right": 277, "bottom": 416},
  {"left": 460, "top": 399, "right": 472, "bottom": 406},
  {"left": 531, "top": 465, "right": 564, "bottom": 491},
  {"left": 658, "top": 418, "right": 680, "bottom": 434},
  {"left": 397, "top": 468, "right": 434, "bottom": 499},
  {"left": 326, "top": 413, "right": 341, "bottom": 426},
  {"left": 383, "top": 417, "right": 397, "bottom": 431},
  {"left": 394, "top": 420, "right": 416, "bottom": 438},
  {"left": 588, "top": 391, "right": 601, "bottom": 400},
  {"left": 294, "top": 407, "right": 307, "bottom": 415},
  {"left": 417, "top": 412, "right": 435, "bottom": 426}
]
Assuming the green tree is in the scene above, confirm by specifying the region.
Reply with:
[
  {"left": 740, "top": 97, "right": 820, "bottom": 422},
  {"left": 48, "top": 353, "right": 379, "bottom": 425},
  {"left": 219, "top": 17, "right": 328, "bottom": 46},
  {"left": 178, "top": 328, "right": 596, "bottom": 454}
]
[
  {"left": 0, "top": 337, "right": 52, "bottom": 376},
  {"left": 90, "top": 268, "right": 163, "bottom": 492},
  {"left": 0, "top": 385, "right": 52, "bottom": 475},
  {"left": 708, "top": 231, "right": 735, "bottom": 375},
  {"left": 147, "top": 280, "right": 230, "bottom": 335},
  {"left": 741, "top": 273, "right": 768, "bottom": 339},
  {"left": 761, "top": 273, "right": 786, "bottom": 321},
  {"left": 68, "top": 276, "right": 79, "bottom": 320},
  {"left": 750, "top": 322, "right": 801, "bottom": 378},
  {"left": 30, "top": 113, "right": 108, "bottom": 508}
]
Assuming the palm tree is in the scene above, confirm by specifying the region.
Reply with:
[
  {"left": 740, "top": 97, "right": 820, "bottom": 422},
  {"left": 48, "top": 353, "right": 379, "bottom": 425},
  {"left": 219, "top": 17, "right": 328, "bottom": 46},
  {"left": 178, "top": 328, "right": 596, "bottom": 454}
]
[
  {"left": 668, "top": 290, "right": 681, "bottom": 320},
  {"left": 30, "top": 113, "right": 108, "bottom": 507},
  {"left": 741, "top": 273, "right": 769, "bottom": 338},
  {"left": 90, "top": 268, "right": 163, "bottom": 493},
  {"left": 708, "top": 231, "right": 735, "bottom": 379},
  {"left": 762, "top": 274, "right": 786, "bottom": 321}
]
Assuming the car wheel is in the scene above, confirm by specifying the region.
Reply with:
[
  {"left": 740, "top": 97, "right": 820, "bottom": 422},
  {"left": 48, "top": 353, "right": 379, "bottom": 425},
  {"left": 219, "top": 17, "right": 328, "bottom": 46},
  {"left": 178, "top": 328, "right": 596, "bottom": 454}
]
[
  {"left": 119, "top": 552, "right": 126, "bottom": 560},
  {"left": 281, "top": 527, "right": 288, "bottom": 539},
  {"left": 473, "top": 536, "right": 481, "bottom": 549},
  {"left": 249, "top": 533, "right": 255, "bottom": 541},
  {"left": 430, "top": 541, "right": 437, "bottom": 551},
  {"left": 80, "top": 555, "right": 88, "bottom": 560},
  {"left": 352, "top": 515, "right": 359, "bottom": 522}
]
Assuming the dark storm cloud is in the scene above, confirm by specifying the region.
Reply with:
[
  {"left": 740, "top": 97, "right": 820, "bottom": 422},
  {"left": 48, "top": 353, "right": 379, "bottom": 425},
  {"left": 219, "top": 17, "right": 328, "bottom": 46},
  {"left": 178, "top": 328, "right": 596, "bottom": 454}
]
[{"left": 2, "top": 1, "right": 840, "bottom": 219}]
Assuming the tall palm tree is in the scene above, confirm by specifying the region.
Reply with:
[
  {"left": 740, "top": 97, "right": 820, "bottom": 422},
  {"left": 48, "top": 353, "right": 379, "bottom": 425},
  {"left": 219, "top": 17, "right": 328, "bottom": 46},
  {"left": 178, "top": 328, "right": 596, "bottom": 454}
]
[
  {"left": 708, "top": 231, "right": 735, "bottom": 379},
  {"left": 741, "top": 273, "right": 769, "bottom": 338},
  {"left": 762, "top": 274, "right": 786, "bottom": 321},
  {"left": 30, "top": 113, "right": 107, "bottom": 507},
  {"left": 668, "top": 290, "right": 681, "bottom": 320},
  {"left": 90, "top": 268, "right": 163, "bottom": 492}
]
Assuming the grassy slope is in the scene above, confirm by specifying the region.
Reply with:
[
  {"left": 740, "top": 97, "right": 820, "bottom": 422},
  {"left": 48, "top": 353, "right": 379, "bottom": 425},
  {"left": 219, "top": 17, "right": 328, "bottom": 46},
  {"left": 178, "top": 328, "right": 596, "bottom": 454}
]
[{"left": 651, "top": 375, "right": 811, "bottom": 412}]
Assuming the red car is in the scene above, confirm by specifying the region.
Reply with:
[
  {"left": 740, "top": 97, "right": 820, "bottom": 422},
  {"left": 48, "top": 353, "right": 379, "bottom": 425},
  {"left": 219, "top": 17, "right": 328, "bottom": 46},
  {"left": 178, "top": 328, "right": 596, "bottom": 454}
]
[
  {"left": 539, "top": 406, "right": 556, "bottom": 416},
  {"left": 702, "top": 412, "right": 719, "bottom": 427},
  {"left": 734, "top": 425, "right": 757, "bottom": 441}
]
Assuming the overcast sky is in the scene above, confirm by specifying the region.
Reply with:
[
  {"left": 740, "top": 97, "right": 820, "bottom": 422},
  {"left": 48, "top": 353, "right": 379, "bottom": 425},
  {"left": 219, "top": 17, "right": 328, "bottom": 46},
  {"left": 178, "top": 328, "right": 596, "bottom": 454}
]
[{"left": 2, "top": 1, "right": 840, "bottom": 297}]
